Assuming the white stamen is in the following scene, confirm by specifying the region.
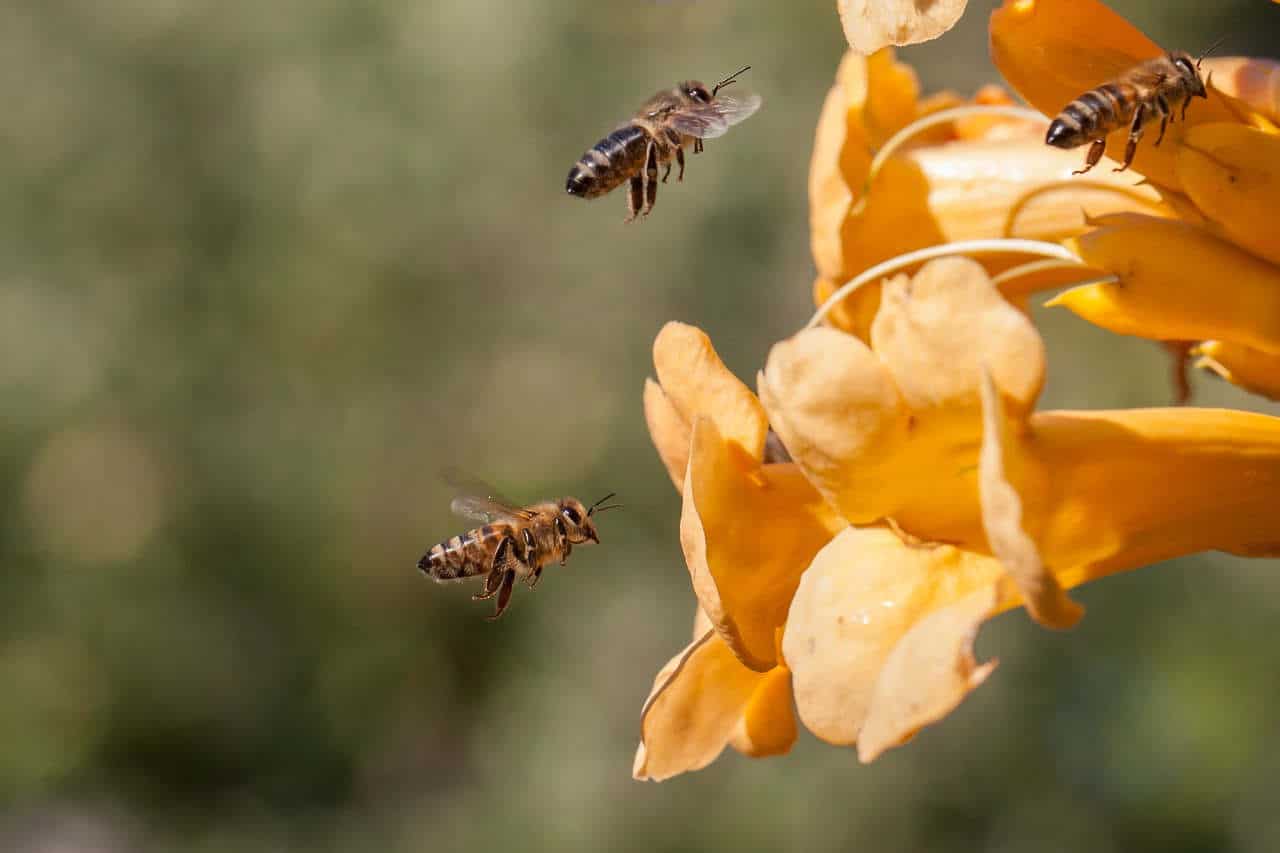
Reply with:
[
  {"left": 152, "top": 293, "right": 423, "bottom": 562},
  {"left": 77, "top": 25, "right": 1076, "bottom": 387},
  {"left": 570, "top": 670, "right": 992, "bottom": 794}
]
[{"left": 808, "top": 239, "right": 1082, "bottom": 329}]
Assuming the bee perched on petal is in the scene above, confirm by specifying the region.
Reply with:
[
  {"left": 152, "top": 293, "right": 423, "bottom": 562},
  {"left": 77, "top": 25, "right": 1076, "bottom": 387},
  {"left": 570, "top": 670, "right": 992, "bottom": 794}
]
[
  {"left": 418, "top": 473, "right": 620, "bottom": 620},
  {"left": 1047, "top": 48, "right": 1212, "bottom": 175},
  {"left": 565, "top": 66, "right": 762, "bottom": 221}
]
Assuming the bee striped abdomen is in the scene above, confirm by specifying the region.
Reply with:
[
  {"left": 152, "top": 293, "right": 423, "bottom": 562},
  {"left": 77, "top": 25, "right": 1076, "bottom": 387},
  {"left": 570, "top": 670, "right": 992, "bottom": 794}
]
[
  {"left": 565, "top": 124, "right": 649, "bottom": 198},
  {"left": 1046, "top": 83, "right": 1135, "bottom": 149},
  {"left": 419, "top": 524, "right": 505, "bottom": 581}
]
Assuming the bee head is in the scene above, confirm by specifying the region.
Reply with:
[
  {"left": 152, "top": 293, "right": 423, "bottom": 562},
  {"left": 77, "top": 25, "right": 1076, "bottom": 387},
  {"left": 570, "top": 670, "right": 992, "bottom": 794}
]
[
  {"left": 1171, "top": 51, "right": 1208, "bottom": 98},
  {"left": 680, "top": 81, "right": 713, "bottom": 104}
]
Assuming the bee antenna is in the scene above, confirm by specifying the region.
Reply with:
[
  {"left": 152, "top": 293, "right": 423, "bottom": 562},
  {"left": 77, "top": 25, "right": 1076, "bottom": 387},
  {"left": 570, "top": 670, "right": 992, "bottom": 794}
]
[
  {"left": 587, "top": 492, "right": 620, "bottom": 515},
  {"left": 1197, "top": 35, "right": 1228, "bottom": 67},
  {"left": 712, "top": 65, "right": 751, "bottom": 97}
]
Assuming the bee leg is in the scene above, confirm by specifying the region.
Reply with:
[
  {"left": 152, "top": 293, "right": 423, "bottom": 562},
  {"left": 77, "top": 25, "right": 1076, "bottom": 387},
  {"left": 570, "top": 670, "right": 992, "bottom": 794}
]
[
  {"left": 1073, "top": 139, "right": 1106, "bottom": 175},
  {"left": 643, "top": 140, "right": 659, "bottom": 215},
  {"left": 625, "top": 175, "right": 643, "bottom": 223},
  {"left": 661, "top": 162, "right": 672, "bottom": 184},
  {"left": 1114, "top": 103, "right": 1146, "bottom": 172},
  {"left": 485, "top": 571, "right": 516, "bottom": 621},
  {"left": 676, "top": 146, "right": 685, "bottom": 181},
  {"left": 525, "top": 566, "right": 543, "bottom": 589},
  {"left": 560, "top": 541, "right": 572, "bottom": 567},
  {"left": 472, "top": 567, "right": 504, "bottom": 601},
  {"left": 1181, "top": 95, "right": 1191, "bottom": 122},
  {"left": 1154, "top": 96, "right": 1170, "bottom": 145},
  {"left": 694, "top": 137, "right": 703, "bottom": 154}
]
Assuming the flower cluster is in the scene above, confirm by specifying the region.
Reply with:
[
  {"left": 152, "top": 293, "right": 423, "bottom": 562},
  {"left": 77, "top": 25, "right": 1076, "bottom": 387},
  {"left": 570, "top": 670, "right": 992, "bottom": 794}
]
[{"left": 633, "top": 0, "right": 1280, "bottom": 781}]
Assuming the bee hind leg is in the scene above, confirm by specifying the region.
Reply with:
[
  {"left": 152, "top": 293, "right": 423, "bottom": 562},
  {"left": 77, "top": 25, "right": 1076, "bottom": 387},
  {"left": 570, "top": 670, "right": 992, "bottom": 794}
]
[
  {"left": 676, "top": 146, "right": 685, "bottom": 181},
  {"left": 625, "top": 175, "right": 643, "bottom": 223},
  {"left": 642, "top": 140, "right": 658, "bottom": 215},
  {"left": 472, "top": 567, "right": 505, "bottom": 601},
  {"left": 1114, "top": 103, "right": 1146, "bottom": 172},
  {"left": 1073, "top": 139, "right": 1106, "bottom": 175},
  {"left": 484, "top": 571, "right": 516, "bottom": 621}
]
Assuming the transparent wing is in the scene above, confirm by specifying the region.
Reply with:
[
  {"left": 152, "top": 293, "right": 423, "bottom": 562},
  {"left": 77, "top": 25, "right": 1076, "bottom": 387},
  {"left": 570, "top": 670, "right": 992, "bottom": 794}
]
[
  {"left": 668, "top": 92, "right": 762, "bottom": 140},
  {"left": 449, "top": 495, "right": 529, "bottom": 523},
  {"left": 439, "top": 467, "right": 530, "bottom": 523}
]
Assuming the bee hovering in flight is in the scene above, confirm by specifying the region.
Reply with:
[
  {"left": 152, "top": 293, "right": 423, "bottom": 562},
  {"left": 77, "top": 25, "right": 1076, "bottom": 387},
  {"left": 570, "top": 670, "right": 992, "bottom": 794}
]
[
  {"left": 565, "top": 66, "right": 762, "bottom": 221},
  {"left": 418, "top": 478, "right": 620, "bottom": 621},
  {"left": 1047, "top": 49, "right": 1211, "bottom": 175}
]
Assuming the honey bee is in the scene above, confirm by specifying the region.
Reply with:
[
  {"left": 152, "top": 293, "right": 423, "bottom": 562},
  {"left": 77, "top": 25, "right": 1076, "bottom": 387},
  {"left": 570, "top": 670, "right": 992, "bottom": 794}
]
[
  {"left": 417, "top": 478, "right": 620, "bottom": 620},
  {"left": 1047, "top": 50, "right": 1209, "bottom": 175},
  {"left": 565, "top": 66, "right": 761, "bottom": 221}
]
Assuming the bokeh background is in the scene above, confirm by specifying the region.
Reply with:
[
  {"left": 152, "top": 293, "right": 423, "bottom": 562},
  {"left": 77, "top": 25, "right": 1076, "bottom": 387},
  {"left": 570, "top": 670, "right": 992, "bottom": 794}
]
[{"left": 3, "top": 1, "right": 1280, "bottom": 851}]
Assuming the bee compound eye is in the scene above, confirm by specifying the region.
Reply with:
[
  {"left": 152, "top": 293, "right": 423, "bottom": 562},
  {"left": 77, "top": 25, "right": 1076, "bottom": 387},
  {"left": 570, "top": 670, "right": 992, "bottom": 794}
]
[{"left": 562, "top": 506, "right": 581, "bottom": 525}]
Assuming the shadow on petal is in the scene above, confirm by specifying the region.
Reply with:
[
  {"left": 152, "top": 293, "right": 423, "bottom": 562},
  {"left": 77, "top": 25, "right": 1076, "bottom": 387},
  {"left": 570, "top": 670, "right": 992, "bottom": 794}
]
[{"left": 681, "top": 418, "right": 846, "bottom": 671}]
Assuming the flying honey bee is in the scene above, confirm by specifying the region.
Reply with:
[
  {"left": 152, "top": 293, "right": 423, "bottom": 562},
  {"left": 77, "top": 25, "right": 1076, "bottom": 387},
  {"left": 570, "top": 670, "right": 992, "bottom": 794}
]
[
  {"left": 1047, "top": 50, "right": 1211, "bottom": 175},
  {"left": 565, "top": 66, "right": 762, "bottom": 221},
  {"left": 417, "top": 477, "right": 620, "bottom": 620}
]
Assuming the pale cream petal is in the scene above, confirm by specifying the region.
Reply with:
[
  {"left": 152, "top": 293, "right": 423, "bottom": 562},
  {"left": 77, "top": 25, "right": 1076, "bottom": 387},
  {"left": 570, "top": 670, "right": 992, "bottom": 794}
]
[
  {"left": 782, "top": 527, "right": 1003, "bottom": 745},
  {"left": 977, "top": 369, "right": 1083, "bottom": 629},
  {"left": 633, "top": 630, "right": 765, "bottom": 782},
  {"left": 856, "top": 585, "right": 1000, "bottom": 762},
  {"left": 838, "top": 0, "right": 969, "bottom": 55}
]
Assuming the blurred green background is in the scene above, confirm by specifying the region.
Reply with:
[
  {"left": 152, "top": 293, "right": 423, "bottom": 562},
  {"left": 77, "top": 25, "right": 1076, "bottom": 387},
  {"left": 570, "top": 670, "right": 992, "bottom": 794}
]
[{"left": 2, "top": 1, "right": 1279, "bottom": 851}]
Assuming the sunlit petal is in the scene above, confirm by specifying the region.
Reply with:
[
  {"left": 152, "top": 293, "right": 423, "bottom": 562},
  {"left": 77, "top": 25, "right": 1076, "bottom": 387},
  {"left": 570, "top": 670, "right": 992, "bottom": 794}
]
[
  {"left": 1195, "top": 340, "right": 1280, "bottom": 401},
  {"left": 1054, "top": 214, "right": 1280, "bottom": 354},
  {"left": 653, "top": 322, "right": 768, "bottom": 460},
  {"left": 634, "top": 630, "right": 767, "bottom": 781},
  {"left": 838, "top": 0, "right": 969, "bottom": 55},
  {"left": 1176, "top": 123, "right": 1280, "bottom": 265},
  {"left": 783, "top": 526, "right": 1003, "bottom": 745},
  {"left": 856, "top": 585, "right": 1000, "bottom": 762},
  {"left": 1016, "top": 407, "right": 1280, "bottom": 579},
  {"left": 643, "top": 378, "right": 690, "bottom": 490},
  {"left": 810, "top": 50, "right": 923, "bottom": 281},
  {"left": 1202, "top": 57, "right": 1280, "bottom": 125}
]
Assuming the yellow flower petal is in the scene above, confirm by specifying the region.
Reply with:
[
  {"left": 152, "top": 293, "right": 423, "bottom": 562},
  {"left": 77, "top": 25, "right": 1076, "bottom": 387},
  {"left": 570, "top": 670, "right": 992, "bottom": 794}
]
[
  {"left": 653, "top": 322, "right": 768, "bottom": 461},
  {"left": 1055, "top": 214, "right": 1280, "bottom": 355},
  {"left": 809, "top": 49, "right": 924, "bottom": 282},
  {"left": 1176, "top": 123, "right": 1280, "bottom": 265},
  {"left": 870, "top": 257, "right": 1045, "bottom": 419},
  {"left": 634, "top": 630, "right": 766, "bottom": 781},
  {"left": 782, "top": 526, "right": 1003, "bottom": 745},
  {"left": 729, "top": 663, "right": 798, "bottom": 758},
  {"left": 1195, "top": 340, "right": 1280, "bottom": 401},
  {"left": 977, "top": 368, "right": 1082, "bottom": 629},
  {"left": 1015, "top": 407, "right": 1280, "bottom": 580},
  {"left": 643, "top": 378, "right": 690, "bottom": 490},
  {"left": 680, "top": 418, "right": 846, "bottom": 671},
  {"left": 759, "top": 326, "right": 914, "bottom": 525},
  {"left": 989, "top": 0, "right": 1247, "bottom": 190},
  {"left": 1202, "top": 58, "right": 1280, "bottom": 126},
  {"left": 857, "top": 585, "right": 1000, "bottom": 762},
  {"left": 838, "top": 0, "right": 969, "bottom": 55}
]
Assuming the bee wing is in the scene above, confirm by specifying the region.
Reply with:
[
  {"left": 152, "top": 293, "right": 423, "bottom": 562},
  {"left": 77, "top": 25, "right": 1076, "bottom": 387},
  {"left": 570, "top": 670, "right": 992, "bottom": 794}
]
[
  {"left": 449, "top": 495, "right": 530, "bottom": 523},
  {"left": 1033, "top": 41, "right": 1161, "bottom": 95},
  {"left": 668, "top": 92, "right": 762, "bottom": 140},
  {"left": 439, "top": 466, "right": 532, "bottom": 522}
]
